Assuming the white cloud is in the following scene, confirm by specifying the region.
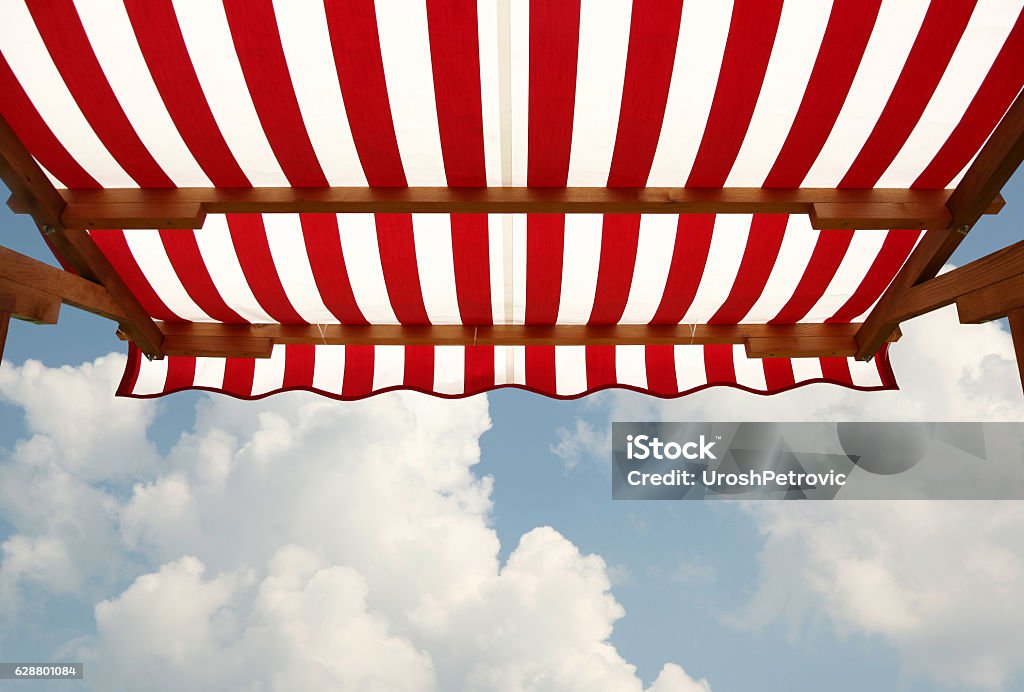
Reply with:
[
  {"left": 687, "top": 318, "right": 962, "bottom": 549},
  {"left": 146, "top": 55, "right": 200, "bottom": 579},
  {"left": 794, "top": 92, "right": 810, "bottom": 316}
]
[
  {"left": 738, "top": 502, "right": 1024, "bottom": 691},
  {"left": 553, "top": 304, "right": 1024, "bottom": 689},
  {"left": 0, "top": 356, "right": 708, "bottom": 692}
]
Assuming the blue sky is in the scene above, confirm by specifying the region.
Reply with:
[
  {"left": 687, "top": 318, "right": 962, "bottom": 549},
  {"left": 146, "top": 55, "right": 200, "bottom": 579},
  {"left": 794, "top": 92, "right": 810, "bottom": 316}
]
[{"left": 2, "top": 172, "right": 1023, "bottom": 692}]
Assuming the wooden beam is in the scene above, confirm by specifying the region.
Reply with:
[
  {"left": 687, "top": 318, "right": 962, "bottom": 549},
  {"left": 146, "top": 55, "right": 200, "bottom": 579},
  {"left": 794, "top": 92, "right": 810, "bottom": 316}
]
[
  {"left": 887, "top": 239, "right": 1024, "bottom": 323},
  {"left": 0, "top": 277, "right": 61, "bottom": 324},
  {"left": 0, "top": 113, "right": 165, "bottom": 357},
  {"left": 45, "top": 187, "right": 1002, "bottom": 231},
  {"left": 1009, "top": 308, "right": 1024, "bottom": 395},
  {"left": 0, "top": 245, "right": 127, "bottom": 322},
  {"left": 0, "top": 312, "right": 9, "bottom": 364},
  {"left": 147, "top": 322, "right": 899, "bottom": 359},
  {"left": 856, "top": 90, "right": 1024, "bottom": 359},
  {"left": 956, "top": 274, "right": 1024, "bottom": 324}
]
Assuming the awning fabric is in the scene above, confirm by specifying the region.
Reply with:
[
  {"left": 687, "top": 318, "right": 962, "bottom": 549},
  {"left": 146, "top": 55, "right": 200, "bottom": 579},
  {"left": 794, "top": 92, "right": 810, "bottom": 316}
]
[{"left": 3, "top": 0, "right": 1022, "bottom": 400}]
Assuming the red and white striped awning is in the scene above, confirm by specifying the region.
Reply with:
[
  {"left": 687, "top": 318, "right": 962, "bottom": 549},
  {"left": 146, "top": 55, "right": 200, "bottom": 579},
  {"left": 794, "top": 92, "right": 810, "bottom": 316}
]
[{"left": 2, "top": 0, "right": 1022, "bottom": 400}]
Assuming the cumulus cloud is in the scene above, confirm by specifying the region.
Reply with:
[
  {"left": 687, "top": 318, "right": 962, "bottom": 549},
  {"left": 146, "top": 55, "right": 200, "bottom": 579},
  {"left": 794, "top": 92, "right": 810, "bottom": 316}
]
[
  {"left": 554, "top": 305, "right": 1024, "bottom": 689},
  {"left": 0, "top": 355, "right": 708, "bottom": 691}
]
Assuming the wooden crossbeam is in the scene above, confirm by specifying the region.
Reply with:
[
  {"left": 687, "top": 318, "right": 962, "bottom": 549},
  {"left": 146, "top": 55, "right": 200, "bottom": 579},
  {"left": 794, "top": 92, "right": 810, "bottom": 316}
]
[
  {"left": 856, "top": 90, "right": 1024, "bottom": 360},
  {"left": 956, "top": 275, "right": 1024, "bottom": 324},
  {"left": 0, "top": 113, "right": 164, "bottom": 357},
  {"left": 7, "top": 187, "right": 1001, "bottom": 231},
  {"left": 0, "top": 277, "right": 61, "bottom": 324},
  {"left": 145, "top": 322, "right": 899, "bottom": 359},
  {"left": 0, "top": 246, "right": 127, "bottom": 322}
]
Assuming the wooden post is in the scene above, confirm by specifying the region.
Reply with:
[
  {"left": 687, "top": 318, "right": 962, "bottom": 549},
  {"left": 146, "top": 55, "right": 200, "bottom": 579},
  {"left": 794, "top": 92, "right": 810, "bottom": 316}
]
[
  {"left": 1009, "top": 308, "right": 1024, "bottom": 395},
  {"left": 0, "top": 311, "right": 9, "bottom": 364}
]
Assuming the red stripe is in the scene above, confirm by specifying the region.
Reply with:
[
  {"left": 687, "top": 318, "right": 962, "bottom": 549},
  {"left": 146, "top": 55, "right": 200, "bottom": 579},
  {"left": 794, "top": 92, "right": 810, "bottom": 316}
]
[
  {"left": 819, "top": 357, "right": 854, "bottom": 386},
  {"left": 914, "top": 11, "right": 1024, "bottom": 188},
  {"left": 301, "top": 214, "right": 367, "bottom": 325},
  {"left": 283, "top": 344, "right": 316, "bottom": 388},
  {"left": 762, "top": 358, "right": 796, "bottom": 390},
  {"left": 607, "top": 0, "right": 685, "bottom": 187},
  {"left": 703, "top": 344, "right": 737, "bottom": 384},
  {"left": 709, "top": 214, "right": 787, "bottom": 324},
  {"left": 222, "top": 0, "right": 327, "bottom": 188},
  {"left": 160, "top": 230, "right": 245, "bottom": 323},
  {"left": 686, "top": 0, "right": 784, "bottom": 187},
  {"left": 525, "top": 346, "right": 557, "bottom": 393},
  {"left": 223, "top": 357, "right": 256, "bottom": 396},
  {"left": 404, "top": 345, "right": 435, "bottom": 391},
  {"left": 464, "top": 345, "right": 495, "bottom": 394},
  {"left": 27, "top": 0, "right": 173, "bottom": 187},
  {"left": 525, "top": 215, "right": 565, "bottom": 325},
  {"left": 426, "top": 0, "right": 486, "bottom": 186},
  {"left": 827, "top": 230, "right": 921, "bottom": 323},
  {"left": 117, "top": 344, "right": 143, "bottom": 396},
  {"left": 0, "top": 56, "right": 98, "bottom": 189},
  {"left": 451, "top": 215, "right": 493, "bottom": 324},
  {"left": 650, "top": 215, "right": 715, "bottom": 324},
  {"left": 164, "top": 356, "right": 197, "bottom": 392},
  {"left": 770, "top": 231, "right": 854, "bottom": 323},
  {"left": 645, "top": 345, "right": 678, "bottom": 395},
  {"left": 342, "top": 345, "right": 374, "bottom": 396},
  {"left": 585, "top": 346, "right": 617, "bottom": 389},
  {"left": 763, "top": 0, "right": 881, "bottom": 187},
  {"left": 226, "top": 215, "right": 305, "bottom": 324},
  {"left": 839, "top": 2, "right": 976, "bottom": 188},
  {"left": 324, "top": 0, "right": 406, "bottom": 186},
  {"left": 375, "top": 214, "right": 430, "bottom": 324},
  {"left": 528, "top": 0, "right": 581, "bottom": 186},
  {"left": 90, "top": 230, "right": 179, "bottom": 321},
  {"left": 589, "top": 215, "right": 640, "bottom": 325},
  {"left": 124, "top": 0, "right": 250, "bottom": 187}
]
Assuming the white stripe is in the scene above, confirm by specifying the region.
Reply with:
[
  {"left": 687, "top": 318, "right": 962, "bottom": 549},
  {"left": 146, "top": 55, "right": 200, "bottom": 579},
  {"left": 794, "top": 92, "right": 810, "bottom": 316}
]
[
  {"left": 647, "top": 0, "right": 733, "bottom": 185},
  {"left": 877, "top": 0, "right": 1024, "bottom": 188},
  {"left": 195, "top": 215, "right": 275, "bottom": 323},
  {"left": 488, "top": 215, "right": 507, "bottom": 324},
  {"left": 262, "top": 214, "right": 334, "bottom": 323},
  {"left": 511, "top": 345, "right": 526, "bottom": 385},
  {"left": 802, "top": 0, "right": 931, "bottom": 187},
  {"left": 802, "top": 230, "right": 888, "bottom": 322},
  {"left": 132, "top": 357, "right": 169, "bottom": 396},
  {"left": 493, "top": 346, "right": 510, "bottom": 385},
  {"left": 849, "top": 357, "right": 884, "bottom": 388},
  {"left": 337, "top": 214, "right": 399, "bottom": 324},
  {"left": 252, "top": 347, "right": 287, "bottom": 395},
  {"left": 372, "top": 346, "right": 405, "bottom": 391},
  {"left": 566, "top": 0, "right": 632, "bottom": 185},
  {"left": 511, "top": 215, "right": 527, "bottom": 324},
  {"left": 0, "top": 1, "right": 135, "bottom": 187},
  {"left": 554, "top": 346, "right": 588, "bottom": 396},
  {"left": 725, "top": 0, "right": 833, "bottom": 186},
  {"left": 273, "top": 0, "right": 366, "bottom": 186},
  {"left": 374, "top": 0, "right": 446, "bottom": 185},
  {"left": 791, "top": 357, "right": 824, "bottom": 383},
  {"left": 681, "top": 215, "right": 750, "bottom": 323},
  {"left": 171, "top": 0, "right": 288, "bottom": 186},
  {"left": 74, "top": 0, "right": 211, "bottom": 187},
  {"left": 732, "top": 345, "right": 768, "bottom": 391},
  {"left": 615, "top": 345, "right": 647, "bottom": 389},
  {"left": 434, "top": 346, "right": 465, "bottom": 395},
  {"left": 411, "top": 215, "right": 462, "bottom": 325},
  {"left": 744, "top": 216, "right": 820, "bottom": 322},
  {"left": 193, "top": 357, "right": 227, "bottom": 390},
  {"left": 674, "top": 346, "right": 707, "bottom": 393},
  {"left": 312, "top": 345, "right": 346, "bottom": 395},
  {"left": 123, "top": 230, "right": 212, "bottom": 322},
  {"left": 557, "top": 215, "right": 603, "bottom": 324},
  {"left": 619, "top": 215, "right": 680, "bottom": 324},
  {"left": 509, "top": 0, "right": 529, "bottom": 185},
  {"left": 479, "top": 0, "right": 503, "bottom": 186}
]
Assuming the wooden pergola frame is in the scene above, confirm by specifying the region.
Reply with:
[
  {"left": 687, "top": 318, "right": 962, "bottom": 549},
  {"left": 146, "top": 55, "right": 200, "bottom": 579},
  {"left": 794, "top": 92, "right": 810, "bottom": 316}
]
[{"left": 2, "top": 90, "right": 1024, "bottom": 393}]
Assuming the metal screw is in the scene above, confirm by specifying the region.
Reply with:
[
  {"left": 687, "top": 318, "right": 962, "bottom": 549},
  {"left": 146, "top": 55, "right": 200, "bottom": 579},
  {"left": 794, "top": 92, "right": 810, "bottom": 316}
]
[
  {"left": 956, "top": 224, "right": 970, "bottom": 235},
  {"left": 42, "top": 224, "right": 55, "bottom": 235}
]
